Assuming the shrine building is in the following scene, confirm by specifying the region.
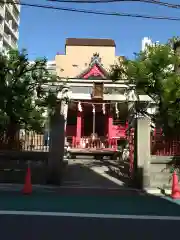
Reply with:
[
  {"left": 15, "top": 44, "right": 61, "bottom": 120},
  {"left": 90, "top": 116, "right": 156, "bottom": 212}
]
[{"left": 54, "top": 38, "right": 152, "bottom": 150}]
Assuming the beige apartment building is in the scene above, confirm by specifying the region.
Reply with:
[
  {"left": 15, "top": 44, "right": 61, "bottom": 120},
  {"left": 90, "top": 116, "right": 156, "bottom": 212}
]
[{"left": 55, "top": 38, "right": 122, "bottom": 79}]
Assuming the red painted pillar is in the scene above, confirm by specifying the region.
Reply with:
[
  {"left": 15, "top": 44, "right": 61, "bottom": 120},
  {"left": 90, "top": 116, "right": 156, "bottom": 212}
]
[
  {"left": 76, "top": 111, "right": 82, "bottom": 145},
  {"left": 81, "top": 114, "right": 84, "bottom": 137},
  {"left": 108, "top": 114, "right": 113, "bottom": 140}
]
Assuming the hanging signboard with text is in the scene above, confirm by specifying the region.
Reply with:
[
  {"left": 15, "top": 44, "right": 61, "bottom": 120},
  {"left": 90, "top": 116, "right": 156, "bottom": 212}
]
[{"left": 92, "top": 82, "right": 104, "bottom": 99}]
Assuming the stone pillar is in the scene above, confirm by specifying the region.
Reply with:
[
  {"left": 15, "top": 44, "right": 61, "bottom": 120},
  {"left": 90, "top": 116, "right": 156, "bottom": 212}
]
[
  {"left": 47, "top": 103, "right": 65, "bottom": 185},
  {"left": 134, "top": 116, "right": 151, "bottom": 189},
  {"left": 62, "top": 101, "right": 68, "bottom": 144}
]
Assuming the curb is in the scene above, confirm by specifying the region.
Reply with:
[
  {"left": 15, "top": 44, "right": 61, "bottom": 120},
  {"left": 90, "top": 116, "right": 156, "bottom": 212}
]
[
  {"left": 144, "top": 188, "right": 171, "bottom": 196},
  {"left": 0, "top": 184, "right": 171, "bottom": 196}
]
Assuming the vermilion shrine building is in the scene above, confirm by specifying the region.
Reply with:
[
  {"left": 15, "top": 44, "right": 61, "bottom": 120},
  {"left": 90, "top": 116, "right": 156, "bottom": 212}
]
[{"left": 55, "top": 38, "right": 152, "bottom": 151}]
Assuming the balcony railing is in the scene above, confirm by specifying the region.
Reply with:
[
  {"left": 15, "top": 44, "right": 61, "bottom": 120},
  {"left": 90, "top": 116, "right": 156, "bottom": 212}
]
[
  {"left": 11, "top": 38, "right": 17, "bottom": 48},
  {"left": 11, "top": 0, "right": 20, "bottom": 13},
  {"left": 5, "top": 20, "right": 18, "bottom": 40},
  {"left": 12, "top": 8, "right": 19, "bottom": 21},
  {"left": 0, "top": 23, "right": 3, "bottom": 34},
  {"left": 7, "top": 4, "right": 13, "bottom": 13},
  {"left": 3, "top": 32, "right": 11, "bottom": 44},
  {"left": 0, "top": 5, "right": 4, "bottom": 16},
  {"left": 5, "top": 4, "right": 20, "bottom": 25},
  {"left": 6, "top": 20, "right": 12, "bottom": 29}
]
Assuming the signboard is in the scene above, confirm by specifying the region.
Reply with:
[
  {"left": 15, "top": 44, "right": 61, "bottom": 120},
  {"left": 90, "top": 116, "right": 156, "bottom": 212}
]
[{"left": 92, "top": 82, "right": 104, "bottom": 99}]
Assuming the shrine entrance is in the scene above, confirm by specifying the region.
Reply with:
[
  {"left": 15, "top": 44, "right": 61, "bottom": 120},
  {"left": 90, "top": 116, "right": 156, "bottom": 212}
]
[
  {"left": 83, "top": 103, "right": 107, "bottom": 137},
  {"left": 83, "top": 111, "right": 93, "bottom": 136},
  {"left": 95, "top": 112, "right": 107, "bottom": 137}
]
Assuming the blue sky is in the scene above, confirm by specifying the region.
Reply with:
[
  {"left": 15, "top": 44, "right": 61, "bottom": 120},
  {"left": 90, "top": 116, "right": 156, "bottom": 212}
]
[{"left": 18, "top": 0, "right": 180, "bottom": 60}]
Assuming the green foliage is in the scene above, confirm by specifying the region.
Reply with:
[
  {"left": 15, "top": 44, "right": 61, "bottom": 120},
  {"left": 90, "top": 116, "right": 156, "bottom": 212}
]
[
  {"left": 110, "top": 37, "right": 180, "bottom": 138},
  {"left": 0, "top": 49, "right": 62, "bottom": 147}
]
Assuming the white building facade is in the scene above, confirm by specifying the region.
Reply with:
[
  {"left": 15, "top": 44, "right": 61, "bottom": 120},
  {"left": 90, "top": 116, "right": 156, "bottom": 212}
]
[
  {"left": 29, "top": 60, "right": 56, "bottom": 74},
  {"left": 141, "top": 37, "right": 153, "bottom": 51},
  {"left": 46, "top": 60, "right": 56, "bottom": 75},
  {"left": 141, "top": 37, "right": 160, "bottom": 52},
  {"left": 0, "top": 0, "right": 20, "bottom": 54}
]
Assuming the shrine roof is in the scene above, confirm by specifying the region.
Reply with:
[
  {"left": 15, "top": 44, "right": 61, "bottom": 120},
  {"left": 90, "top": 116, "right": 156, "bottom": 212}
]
[
  {"left": 77, "top": 62, "right": 108, "bottom": 79},
  {"left": 76, "top": 53, "right": 109, "bottom": 79},
  {"left": 66, "top": 38, "right": 116, "bottom": 47}
]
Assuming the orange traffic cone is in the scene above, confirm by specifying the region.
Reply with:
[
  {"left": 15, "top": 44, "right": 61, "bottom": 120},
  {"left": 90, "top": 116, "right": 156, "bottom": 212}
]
[
  {"left": 171, "top": 171, "right": 180, "bottom": 199},
  {"left": 23, "top": 167, "right": 32, "bottom": 195}
]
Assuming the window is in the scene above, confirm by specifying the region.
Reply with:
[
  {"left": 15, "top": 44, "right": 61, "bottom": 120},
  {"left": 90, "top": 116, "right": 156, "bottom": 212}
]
[
  {"left": 48, "top": 70, "right": 56, "bottom": 74},
  {"left": 71, "top": 86, "right": 92, "bottom": 94},
  {"left": 104, "top": 87, "right": 125, "bottom": 95}
]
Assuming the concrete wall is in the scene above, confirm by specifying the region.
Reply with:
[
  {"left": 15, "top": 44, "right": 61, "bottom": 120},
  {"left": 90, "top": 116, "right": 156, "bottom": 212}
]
[
  {"left": 0, "top": 148, "right": 67, "bottom": 184},
  {"left": 0, "top": 151, "right": 48, "bottom": 184}
]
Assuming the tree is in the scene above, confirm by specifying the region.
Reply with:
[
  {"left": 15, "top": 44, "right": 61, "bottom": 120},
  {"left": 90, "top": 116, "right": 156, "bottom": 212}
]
[
  {"left": 0, "top": 49, "right": 62, "bottom": 149},
  {"left": 110, "top": 37, "right": 180, "bottom": 138}
]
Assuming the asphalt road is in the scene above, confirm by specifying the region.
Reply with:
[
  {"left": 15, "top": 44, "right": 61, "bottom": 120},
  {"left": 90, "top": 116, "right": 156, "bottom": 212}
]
[
  {"left": 0, "top": 158, "right": 180, "bottom": 239},
  {"left": 0, "top": 214, "right": 179, "bottom": 240}
]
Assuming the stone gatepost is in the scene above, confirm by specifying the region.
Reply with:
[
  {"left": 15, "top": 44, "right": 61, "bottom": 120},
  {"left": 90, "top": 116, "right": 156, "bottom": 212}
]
[
  {"left": 134, "top": 116, "right": 151, "bottom": 189},
  {"left": 47, "top": 103, "right": 65, "bottom": 185}
]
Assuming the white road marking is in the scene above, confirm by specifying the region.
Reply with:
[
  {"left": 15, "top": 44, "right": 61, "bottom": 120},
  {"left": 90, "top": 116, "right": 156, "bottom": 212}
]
[{"left": 0, "top": 210, "right": 180, "bottom": 220}]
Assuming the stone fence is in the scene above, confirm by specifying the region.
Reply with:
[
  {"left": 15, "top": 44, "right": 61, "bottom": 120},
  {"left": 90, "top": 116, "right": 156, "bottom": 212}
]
[
  {"left": 149, "top": 156, "right": 179, "bottom": 188},
  {"left": 0, "top": 151, "right": 48, "bottom": 184},
  {"left": 134, "top": 116, "right": 180, "bottom": 189}
]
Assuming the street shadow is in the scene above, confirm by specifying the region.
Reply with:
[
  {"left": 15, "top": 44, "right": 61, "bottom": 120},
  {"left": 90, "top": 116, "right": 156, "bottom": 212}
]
[
  {"left": 62, "top": 162, "right": 122, "bottom": 188},
  {"left": 84, "top": 159, "right": 132, "bottom": 187},
  {"left": 103, "top": 160, "right": 131, "bottom": 187},
  {"left": 62, "top": 158, "right": 142, "bottom": 189},
  {"left": 59, "top": 164, "right": 180, "bottom": 216}
]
